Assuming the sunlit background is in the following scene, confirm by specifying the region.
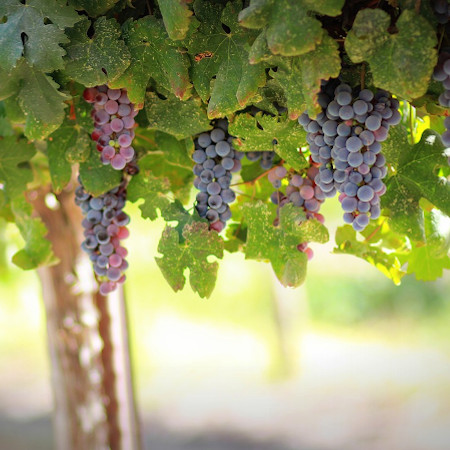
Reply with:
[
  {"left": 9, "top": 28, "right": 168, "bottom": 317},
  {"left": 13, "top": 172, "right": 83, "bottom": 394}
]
[{"left": 1, "top": 193, "right": 450, "bottom": 450}]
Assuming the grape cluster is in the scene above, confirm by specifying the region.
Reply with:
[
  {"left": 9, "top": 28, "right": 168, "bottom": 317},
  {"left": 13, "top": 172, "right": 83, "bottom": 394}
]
[
  {"left": 83, "top": 85, "right": 138, "bottom": 171},
  {"left": 432, "top": 0, "right": 449, "bottom": 24},
  {"left": 245, "top": 151, "right": 275, "bottom": 169},
  {"left": 193, "top": 120, "right": 242, "bottom": 232},
  {"left": 268, "top": 164, "right": 325, "bottom": 260},
  {"left": 75, "top": 181, "right": 130, "bottom": 296},
  {"left": 299, "top": 81, "right": 401, "bottom": 232},
  {"left": 433, "top": 53, "right": 450, "bottom": 149}
]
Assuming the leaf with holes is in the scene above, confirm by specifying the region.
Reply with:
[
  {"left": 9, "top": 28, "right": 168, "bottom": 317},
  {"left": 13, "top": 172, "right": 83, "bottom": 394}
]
[
  {"left": 229, "top": 112, "right": 307, "bottom": 171},
  {"left": 239, "top": 0, "right": 344, "bottom": 57},
  {"left": 243, "top": 202, "right": 328, "bottom": 287},
  {"left": 383, "top": 129, "right": 450, "bottom": 241},
  {"left": 156, "top": 220, "right": 224, "bottom": 298},
  {"left": 345, "top": 9, "right": 437, "bottom": 100},
  {"left": 157, "top": 0, "right": 194, "bottom": 40},
  {"left": 270, "top": 35, "right": 341, "bottom": 118},
  {"left": 185, "top": 0, "right": 266, "bottom": 118},
  {"left": 0, "top": 136, "right": 36, "bottom": 198},
  {"left": 110, "top": 16, "right": 192, "bottom": 107},
  {"left": 127, "top": 168, "right": 172, "bottom": 221},
  {"left": 11, "top": 196, "right": 58, "bottom": 270},
  {"left": 145, "top": 92, "right": 211, "bottom": 140},
  {"left": 64, "top": 17, "right": 131, "bottom": 87},
  {"left": 0, "top": 0, "right": 81, "bottom": 72}
]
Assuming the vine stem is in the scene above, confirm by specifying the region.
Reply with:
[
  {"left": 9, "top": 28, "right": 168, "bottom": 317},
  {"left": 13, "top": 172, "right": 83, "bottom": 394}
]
[
  {"left": 409, "top": 103, "right": 415, "bottom": 145},
  {"left": 364, "top": 218, "right": 387, "bottom": 243},
  {"left": 415, "top": 0, "right": 421, "bottom": 14}
]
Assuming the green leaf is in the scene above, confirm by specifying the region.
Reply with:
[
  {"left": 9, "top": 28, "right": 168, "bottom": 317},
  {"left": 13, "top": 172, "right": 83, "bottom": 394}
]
[
  {"left": 64, "top": 17, "right": 131, "bottom": 87},
  {"left": 239, "top": 0, "right": 344, "bottom": 57},
  {"left": 127, "top": 168, "right": 172, "bottom": 221},
  {"left": 0, "top": 136, "right": 36, "bottom": 198},
  {"left": 78, "top": 149, "right": 122, "bottom": 196},
  {"left": 157, "top": 0, "right": 194, "bottom": 40},
  {"left": 69, "top": 0, "right": 120, "bottom": 16},
  {"left": 156, "top": 220, "right": 224, "bottom": 298},
  {"left": 406, "top": 210, "right": 450, "bottom": 281},
  {"left": 229, "top": 112, "right": 307, "bottom": 171},
  {"left": 11, "top": 196, "right": 57, "bottom": 270},
  {"left": 334, "top": 224, "right": 406, "bottom": 285},
  {"left": 345, "top": 9, "right": 437, "bottom": 100},
  {"left": 145, "top": 92, "right": 211, "bottom": 140},
  {"left": 110, "top": 16, "right": 192, "bottom": 107},
  {"left": 383, "top": 129, "right": 450, "bottom": 241},
  {"left": 0, "top": 0, "right": 81, "bottom": 72},
  {"left": 47, "top": 125, "right": 76, "bottom": 193},
  {"left": 270, "top": 35, "right": 341, "bottom": 118},
  {"left": 185, "top": 0, "right": 266, "bottom": 118},
  {"left": 243, "top": 202, "right": 328, "bottom": 287}
]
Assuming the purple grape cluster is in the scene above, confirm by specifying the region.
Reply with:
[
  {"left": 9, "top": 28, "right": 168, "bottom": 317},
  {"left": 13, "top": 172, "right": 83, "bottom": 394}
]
[
  {"left": 83, "top": 85, "right": 138, "bottom": 171},
  {"left": 75, "top": 181, "right": 130, "bottom": 296},
  {"left": 268, "top": 164, "right": 325, "bottom": 260},
  {"left": 245, "top": 151, "right": 275, "bottom": 170},
  {"left": 432, "top": 53, "right": 450, "bottom": 149},
  {"left": 193, "top": 120, "right": 243, "bottom": 232},
  {"left": 432, "top": 0, "right": 449, "bottom": 24},
  {"left": 298, "top": 81, "right": 401, "bottom": 232}
]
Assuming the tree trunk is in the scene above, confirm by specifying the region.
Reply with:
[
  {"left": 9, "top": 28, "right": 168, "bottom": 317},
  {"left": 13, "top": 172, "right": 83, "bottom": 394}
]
[{"left": 33, "top": 188, "right": 141, "bottom": 450}]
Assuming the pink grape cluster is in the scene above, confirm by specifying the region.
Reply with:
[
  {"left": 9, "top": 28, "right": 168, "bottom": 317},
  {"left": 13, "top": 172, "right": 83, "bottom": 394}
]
[
  {"left": 75, "top": 180, "right": 130, "bottom": 296},
  {"left": 268, "top": 165, "right": 325, "bottom": 260},
  {"left": 83, "top": 85, "right": 138, "bottom": 171}
]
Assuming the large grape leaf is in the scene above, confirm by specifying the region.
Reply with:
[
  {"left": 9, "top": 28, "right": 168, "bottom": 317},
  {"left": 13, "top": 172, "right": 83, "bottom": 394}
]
[
  {"left": 185, "top": 0, "right": 266, "bottom": 118},
  {"left": 239, "top": 0, "right": 344, "bottom": 57},
  {"left": 156, "top": 220, "right": 224, "bottom": 298},
  {"left": 64, "top": 17, "right": 131, "bottom": 87},
  {"left": 345, "top": 9, "right": 437, "bottom": 100},
  {"left": 145, "top": 92, "right": 211, "bottom": 140},
  {"left": 229, "top": 112, "right": 307, "bottom": 171},
  {"left": 383, "top": 129, "right": 450, "bottom": 241},
  {"left": 0, "top": 0, "right": 81, "bottom": 73},
  {"left": 11, "top": 196, "right": 57, "bottom": 270},
  {"left": 405, "top": 210, "right": 450, "bottom": 281},
  {"left": 157, "top": 0, "right": 194, "bottom": 40},
  {"left": 69, "top": 0, "right": 120, "bottom": 16},
  {"left": 269, "top": 35, "right": 341, "bottom": 119},
  {"left": 110, "top": 16, "right": 192, "bottom": 107},
  {"left": 78, "top": 149, "right": 122, "bottom": 196},
  {"left": 137, "top": 132, "right": 194, "bottom": 202},
  {"left": 334, "top": 224, "right": 407, "bottom": 285},
  {"left": 127, "top": 168, "right": 172, "bottom": 221},
  {"left": 0, "top": 136, "right": 36, "bottom": 198},
  {"left": 243, "top": 202, "right": 328, "bottom": 287}
]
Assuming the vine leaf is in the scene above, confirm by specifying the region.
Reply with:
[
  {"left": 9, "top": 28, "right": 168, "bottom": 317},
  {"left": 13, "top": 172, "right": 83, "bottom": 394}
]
[
  {"left": 145, "top": 92, "right": 211, "bottom": 140},
  {"left": 229, "top": 112, "right": 307, "bottom": 171},
  {"left": 127, "top": 168, "right": 172, "bottom": 221},
  {"left": 0, "top": 136, "right": 36, "bottom": 198},
  {"left": 405, "top": 210, "right": 450, "bottom": 281},
  {"left": 0, "top": 0, "right": 81, "bottom": 72},
  {"left": 185, "top": 0, "right": 266, "bottom": 118},
  {"left": 47, "top": 125, "right": 77, "bottom": 194},
  {"left": 110, "top": 16, "right": 192, "bottom": 107},
  {"left": 345, "top": 9, "right": 437, "bottom": 100},
  {"left": 383, "top": 129, "right": 450, "bottom": 241},
  {"left": 334, "top": 224, "right": 406, "bottom": 285},
  {"left": 69, "top": 0, "right": 121, "bottom": 16},
  {"left": 156, "top": 220, "right": 224, "bottom": 298},
  {"left": 78, "top": 149, "right": 122, "bottom": 196},
  {"left": 239, "top": 0, "right": 344, "bottom": 57},
  {"left": 243, "top": 202, "right": 328, "bottom": 287},
  {"left": 11, "top": 196, "right": 58, "bottom": 270},
  {"left": 157, "top": 0, "right": 194, "bottom": 40},
  {"left": 270, "top": 35, "right": 341, "bottom": 118},
  {"left": 64, "top": 17, "right": 131, "bottom": 87}
]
